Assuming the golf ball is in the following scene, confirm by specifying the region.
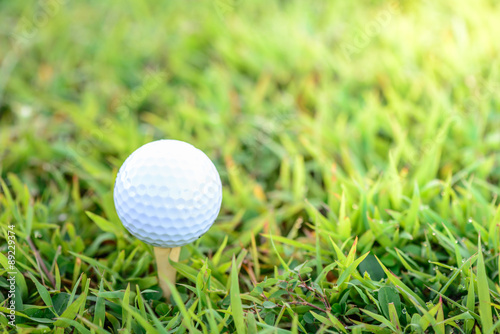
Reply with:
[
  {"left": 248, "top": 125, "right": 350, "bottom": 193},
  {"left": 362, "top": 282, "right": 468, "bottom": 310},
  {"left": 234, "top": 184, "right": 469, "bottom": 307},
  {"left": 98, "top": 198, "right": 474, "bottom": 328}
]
[{"left": 113, "top": 140, "right": 222, "bottom": 248}]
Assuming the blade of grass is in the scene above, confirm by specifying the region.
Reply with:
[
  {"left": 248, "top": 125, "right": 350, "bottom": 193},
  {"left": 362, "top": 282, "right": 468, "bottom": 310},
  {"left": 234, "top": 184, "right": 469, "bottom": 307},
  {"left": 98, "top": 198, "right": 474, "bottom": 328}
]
[
  {"left": 230, "top": 256, "right": 246, "bottom": 334},
  {"left": 375, "top": 256, "right": 426, "bottom": 308},
  {"left": 28, "top": 272, "right": 58, "bottom": 317},
  {"left": 477, "top": 237, "right": 493, "bottom": 332}
]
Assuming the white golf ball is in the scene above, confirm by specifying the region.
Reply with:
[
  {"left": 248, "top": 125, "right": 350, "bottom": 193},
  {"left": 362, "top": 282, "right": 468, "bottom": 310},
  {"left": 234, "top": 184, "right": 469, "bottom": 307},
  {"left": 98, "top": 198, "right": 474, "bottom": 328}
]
[{"left": 113, "top": 140, "right": 222, "bottom": 248}]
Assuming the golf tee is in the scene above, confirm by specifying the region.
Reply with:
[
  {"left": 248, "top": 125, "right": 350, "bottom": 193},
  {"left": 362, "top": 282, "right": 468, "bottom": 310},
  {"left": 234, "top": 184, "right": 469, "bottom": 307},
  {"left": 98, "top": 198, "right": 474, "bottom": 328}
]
[{"left": 154, "top": 247, "right": 181, "bottom": 299}]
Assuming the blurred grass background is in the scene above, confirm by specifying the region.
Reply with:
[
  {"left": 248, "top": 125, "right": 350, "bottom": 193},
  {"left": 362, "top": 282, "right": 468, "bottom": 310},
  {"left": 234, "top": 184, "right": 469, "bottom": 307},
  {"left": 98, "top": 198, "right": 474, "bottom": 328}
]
[{"left": 1, "top": 0, "right": 500, "bottom": 332}]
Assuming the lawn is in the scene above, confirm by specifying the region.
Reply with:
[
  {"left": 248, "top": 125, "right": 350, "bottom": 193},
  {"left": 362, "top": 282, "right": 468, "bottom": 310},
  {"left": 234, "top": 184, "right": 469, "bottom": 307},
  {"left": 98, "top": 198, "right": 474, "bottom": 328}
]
[{"left": 1, "top": 0, "right": 500, "bottom": 333}]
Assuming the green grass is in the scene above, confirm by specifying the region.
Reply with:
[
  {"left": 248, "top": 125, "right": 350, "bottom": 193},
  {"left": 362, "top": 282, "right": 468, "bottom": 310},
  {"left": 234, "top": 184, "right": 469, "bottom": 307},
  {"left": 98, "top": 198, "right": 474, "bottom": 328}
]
[{"left": 1, "top": 0, "right": 500, "bottom": 332}]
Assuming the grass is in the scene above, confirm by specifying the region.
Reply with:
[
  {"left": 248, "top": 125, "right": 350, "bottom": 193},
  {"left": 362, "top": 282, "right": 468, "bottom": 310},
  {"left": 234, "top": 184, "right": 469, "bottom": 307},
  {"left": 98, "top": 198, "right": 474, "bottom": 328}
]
[{"left": 1, "top": 0, "right": 500, "bottom": 332}]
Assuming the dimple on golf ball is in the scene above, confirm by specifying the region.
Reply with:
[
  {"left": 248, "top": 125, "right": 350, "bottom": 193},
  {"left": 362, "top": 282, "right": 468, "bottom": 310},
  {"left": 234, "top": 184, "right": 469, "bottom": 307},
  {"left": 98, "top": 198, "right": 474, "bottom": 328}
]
[{"left": 113, "top": 140, "right": 222, "bottom": 248}]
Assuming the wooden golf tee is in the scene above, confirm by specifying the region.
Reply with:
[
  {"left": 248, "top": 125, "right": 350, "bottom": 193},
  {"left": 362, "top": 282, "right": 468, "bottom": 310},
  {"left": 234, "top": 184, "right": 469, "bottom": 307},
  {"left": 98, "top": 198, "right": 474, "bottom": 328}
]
[{"left": 154, "top": 247, "right": 181, "bottom": 299}]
